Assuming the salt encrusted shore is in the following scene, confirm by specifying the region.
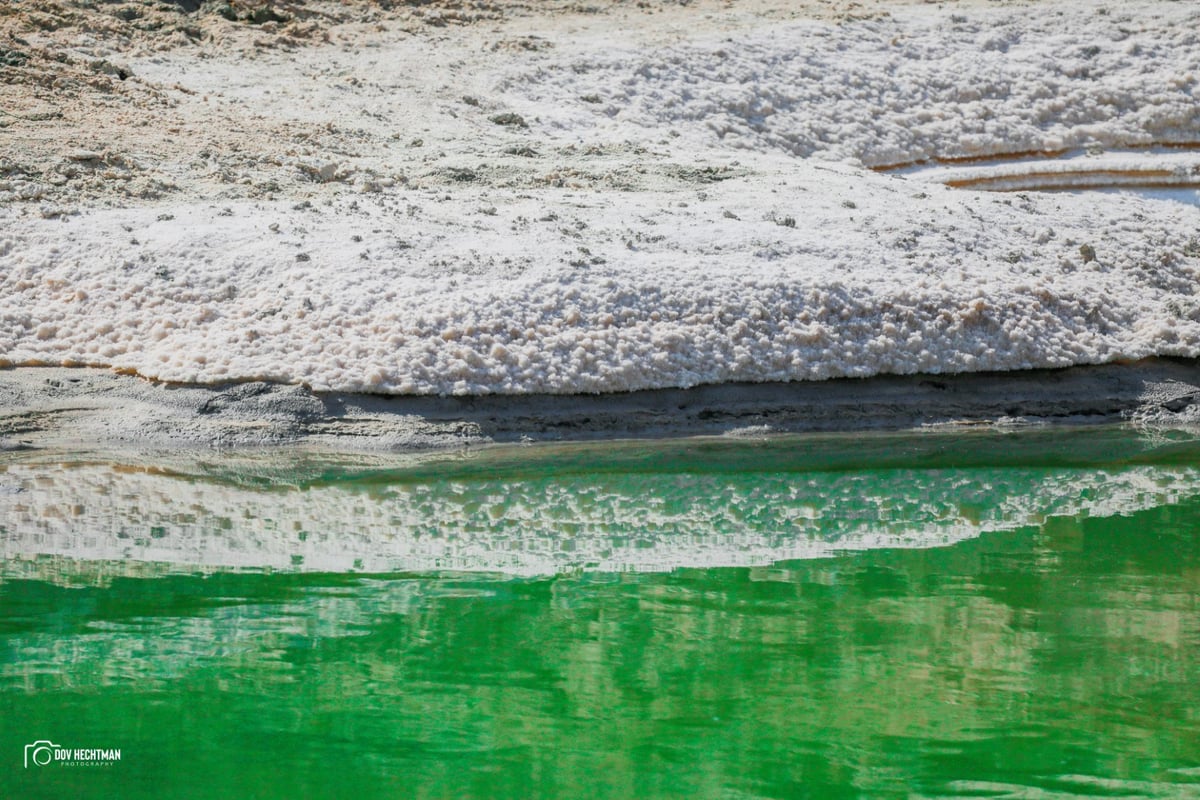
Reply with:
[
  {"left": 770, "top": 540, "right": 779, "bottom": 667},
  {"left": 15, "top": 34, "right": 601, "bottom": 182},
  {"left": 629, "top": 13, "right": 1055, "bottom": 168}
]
[
  {"left": 2, "top": 0, "right": 1200, "bottom": 431},
  {"left": 5, "top": 358, "right": 1198, "bottom": 583}
]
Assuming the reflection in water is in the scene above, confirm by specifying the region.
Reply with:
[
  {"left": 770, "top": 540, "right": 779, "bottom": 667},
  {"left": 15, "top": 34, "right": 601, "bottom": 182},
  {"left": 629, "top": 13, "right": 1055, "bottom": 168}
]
[
  {"left": 1, "top": 431, "right": 1200, "bottom": 798},
  {"left": 3, "top": 432, "right": 1200, "bottom": 577}
]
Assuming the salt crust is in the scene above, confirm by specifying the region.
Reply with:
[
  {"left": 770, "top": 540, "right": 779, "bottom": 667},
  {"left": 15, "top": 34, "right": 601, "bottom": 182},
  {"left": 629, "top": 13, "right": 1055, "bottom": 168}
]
[
  {"left": 501, "top": 1, "right": 1200, "bottom": 166},
  {"left": 2, "top": 2, "right": 1199, "bottom": 396}
]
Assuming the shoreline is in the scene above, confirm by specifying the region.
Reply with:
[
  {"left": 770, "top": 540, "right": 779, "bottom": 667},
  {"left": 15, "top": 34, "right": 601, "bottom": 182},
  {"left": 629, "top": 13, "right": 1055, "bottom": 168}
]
[
  {"left": 3, "top": 359, "right": 1199, "bottom": 452},
  {"left": 3, "top": 1, "right": 1200, "bottom": 435}
]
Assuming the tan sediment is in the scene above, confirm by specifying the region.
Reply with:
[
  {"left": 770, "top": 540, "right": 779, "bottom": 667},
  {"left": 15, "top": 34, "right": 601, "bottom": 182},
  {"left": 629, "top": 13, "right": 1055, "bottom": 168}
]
[
  {"left": 944, "top": 170, "right": 1198, "bottom": 191},
  {"left": 870, "top": 148, "right": 1071, "bottom": 173}
]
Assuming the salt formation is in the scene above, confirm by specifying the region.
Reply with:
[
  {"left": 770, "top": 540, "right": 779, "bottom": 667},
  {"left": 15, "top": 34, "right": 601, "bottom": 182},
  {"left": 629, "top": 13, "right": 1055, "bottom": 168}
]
[{"left": 1, "top": 1, "right": 1198, "bottom": 395}]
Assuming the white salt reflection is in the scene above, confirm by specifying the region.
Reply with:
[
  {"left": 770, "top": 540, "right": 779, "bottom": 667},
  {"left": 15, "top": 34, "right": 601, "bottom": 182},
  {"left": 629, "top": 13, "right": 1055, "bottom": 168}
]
[{"left": 3, "top": 456, "right": 1199, "bottom": 580}]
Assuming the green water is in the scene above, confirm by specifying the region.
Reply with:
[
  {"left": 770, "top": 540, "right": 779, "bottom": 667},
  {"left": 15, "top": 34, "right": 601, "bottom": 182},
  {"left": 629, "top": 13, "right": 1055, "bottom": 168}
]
[{"left": 3, "top": 430, "right": 1200, "bottom": 798}]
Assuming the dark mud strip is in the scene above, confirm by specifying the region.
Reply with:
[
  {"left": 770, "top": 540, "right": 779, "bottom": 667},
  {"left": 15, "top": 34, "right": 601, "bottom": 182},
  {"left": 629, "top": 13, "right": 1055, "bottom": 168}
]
[{"left": 1, "top": 359, "right": 1199, "bottom": 452}]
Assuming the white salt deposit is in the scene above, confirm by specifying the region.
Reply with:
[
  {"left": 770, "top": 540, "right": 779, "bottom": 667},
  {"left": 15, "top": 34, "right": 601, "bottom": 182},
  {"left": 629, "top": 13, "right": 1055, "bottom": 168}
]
[
  {"left": 1, "top": 1, "right": 1199, "bottom": 395},
  {"left": 498, "top": 1, "right": 1200, "bottom": 166}
]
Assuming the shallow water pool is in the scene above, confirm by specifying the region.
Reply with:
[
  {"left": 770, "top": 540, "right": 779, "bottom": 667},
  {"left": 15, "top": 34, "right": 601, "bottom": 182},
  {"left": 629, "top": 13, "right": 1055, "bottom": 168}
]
[
  {"left": 2, "top": 428, "right": 1200, "bottom": 798},
  {"left": 1079, "top": 186, "right": 1200, "bottom": 207}
]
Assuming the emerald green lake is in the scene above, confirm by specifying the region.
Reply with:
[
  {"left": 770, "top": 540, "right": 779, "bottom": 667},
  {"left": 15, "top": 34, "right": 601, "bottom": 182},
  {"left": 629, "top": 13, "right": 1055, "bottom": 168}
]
[{"left": 2, "top": 429, "right": 1200, "bottom": 798}]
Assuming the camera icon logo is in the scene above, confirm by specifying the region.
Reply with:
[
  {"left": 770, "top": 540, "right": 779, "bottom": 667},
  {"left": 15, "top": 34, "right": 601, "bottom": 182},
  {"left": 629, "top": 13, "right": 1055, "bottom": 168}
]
[{"left": 24, "top": 740, "right": 60, "bottom": 768}]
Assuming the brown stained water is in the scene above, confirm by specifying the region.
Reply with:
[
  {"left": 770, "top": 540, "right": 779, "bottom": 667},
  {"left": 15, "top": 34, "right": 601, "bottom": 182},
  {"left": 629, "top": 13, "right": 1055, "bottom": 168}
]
[{"left": 1, "top": 428, "right": 1200, "bottom": 798}]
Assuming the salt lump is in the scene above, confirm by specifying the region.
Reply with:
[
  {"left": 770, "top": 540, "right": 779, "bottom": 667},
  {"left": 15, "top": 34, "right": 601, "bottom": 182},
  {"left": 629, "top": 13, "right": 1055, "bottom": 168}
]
[{"left": 1, "top": 2, "right": 1199, "bottom": 396}]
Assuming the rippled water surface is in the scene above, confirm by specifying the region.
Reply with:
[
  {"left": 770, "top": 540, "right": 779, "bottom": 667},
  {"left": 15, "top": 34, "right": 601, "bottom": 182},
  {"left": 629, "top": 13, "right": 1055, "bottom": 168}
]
[{"left": 2, "top": 429, "right": 1200, "bottom": 798}]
